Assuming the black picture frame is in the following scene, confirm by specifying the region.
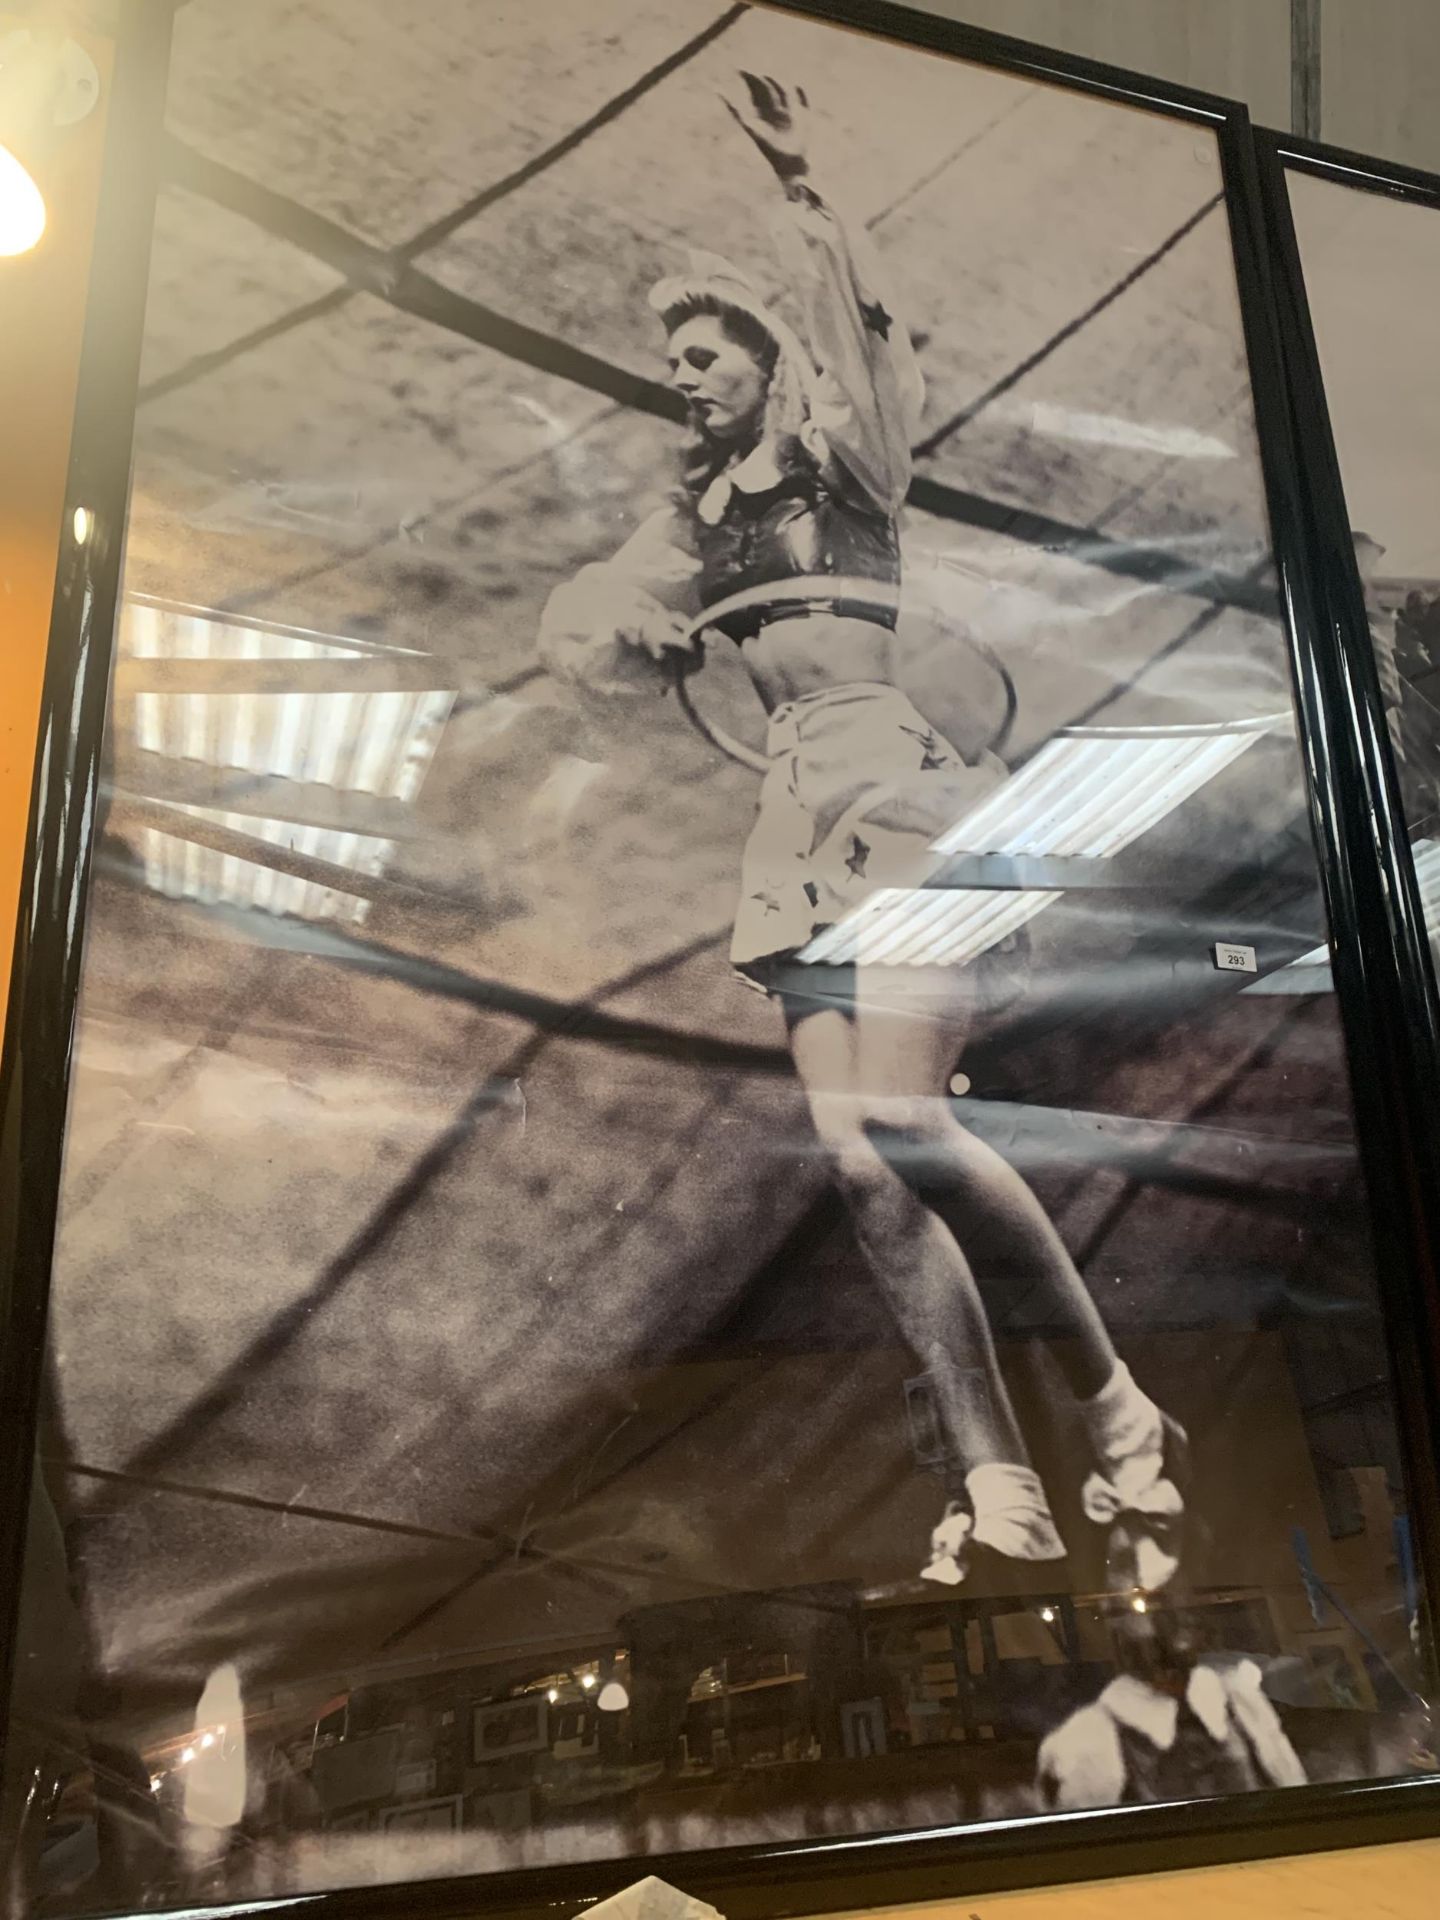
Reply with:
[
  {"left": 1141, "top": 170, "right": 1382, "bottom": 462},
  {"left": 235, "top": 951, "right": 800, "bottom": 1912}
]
[
  {"left": 1251, "top": 124, "right": 1440, "bottom": 1659},
  {"left": 2, "top": 3, "right": 1440, "bottom": 1915}
]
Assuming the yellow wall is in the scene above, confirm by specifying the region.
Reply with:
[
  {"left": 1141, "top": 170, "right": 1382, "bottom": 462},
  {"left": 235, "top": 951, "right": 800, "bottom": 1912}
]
[
  {"left": 0, "top": 18, "right": 111, "bottom": 1016},
  {"left": 833, "top": 1837, "right": 1440, "bottom": 1919}
]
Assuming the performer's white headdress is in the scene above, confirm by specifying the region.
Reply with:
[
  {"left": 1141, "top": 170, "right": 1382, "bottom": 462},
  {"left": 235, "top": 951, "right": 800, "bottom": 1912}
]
[{"left": 648, "top": 249, "right": 817, "bottom": 437}]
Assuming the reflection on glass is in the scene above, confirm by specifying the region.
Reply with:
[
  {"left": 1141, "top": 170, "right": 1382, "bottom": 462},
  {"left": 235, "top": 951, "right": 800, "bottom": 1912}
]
[
  {"left": 5, "top": 5, "right": 1437, "bottom": 1914},
  {"left": 1288, "top": 169, "right": 1440, "bottom": 952},
  {"left": 116, "top": 598, "right": 454, "bottom": 923}
]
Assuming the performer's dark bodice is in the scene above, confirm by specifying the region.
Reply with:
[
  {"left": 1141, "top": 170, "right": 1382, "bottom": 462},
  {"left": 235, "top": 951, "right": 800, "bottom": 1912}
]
[{"left": 695, "top": 461, "right": 901, "bottom": 642}]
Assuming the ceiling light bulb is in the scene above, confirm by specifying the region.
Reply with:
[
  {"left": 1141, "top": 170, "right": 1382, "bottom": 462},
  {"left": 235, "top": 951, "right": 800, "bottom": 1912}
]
[
  {"left": 547, "top": 1688, "right": 558, "bottom": 1704},
  {"left": 581, "top": 1672, "right": 596, "bottom": 1689},
  {"left": 0, "top": 143, "right": 45, "bottom": 256}
]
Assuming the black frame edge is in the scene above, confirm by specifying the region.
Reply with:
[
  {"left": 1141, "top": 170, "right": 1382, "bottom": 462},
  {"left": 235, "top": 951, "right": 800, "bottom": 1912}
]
[
  {"left": 1265, "top": 123, "right": 1440, "bottom": 207},
  {"left": 0, "top": 0, "right": 174, "bottom": 1773},
  {"left": 761, "top": 0, "right": 1233, "bottom": 124},
  {"left": 1249, "top": 125, "right": 1440, "bottom": 1659},
  {"left": 76, "top": 1772, "right": 1440, "bottom": 1920}
]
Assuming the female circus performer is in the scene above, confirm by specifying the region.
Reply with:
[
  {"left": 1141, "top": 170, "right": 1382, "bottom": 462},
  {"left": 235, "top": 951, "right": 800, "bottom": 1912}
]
[{"left": 539, "top": 73, "right": 1185, "bottom": 1590}]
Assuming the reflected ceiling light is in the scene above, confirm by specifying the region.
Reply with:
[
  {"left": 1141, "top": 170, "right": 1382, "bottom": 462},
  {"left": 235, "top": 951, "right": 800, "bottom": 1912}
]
[
  {"left": 120, "top": 596, "right": 453, "bottom": 927},
  {"left": 1131, "top": 1596, "right": 1148, "bottom": 1615},
  {"left": 597, "top": 1681, "right": 630, "bottom": 1713},
  {"left": 0, "top": 30, "right": 101, "bottom": 258},
  {"left": 179, "top": 1746, "right": 196, "bottom": 1765},
  {"left": 1248, "top": 836, "right": 1440, "bottom": 996},
  {"left": 0, "top": 143, "right": 44, "bottom": 254},
  {"left": 72, "top": 504, "right": 92, "bottom": 545},
  {"left": 1029, "top": 402, "right": 1236, "bottom": 462},
  {"left": 800, "top": 721, "right": 1277, "bottom": 970}
]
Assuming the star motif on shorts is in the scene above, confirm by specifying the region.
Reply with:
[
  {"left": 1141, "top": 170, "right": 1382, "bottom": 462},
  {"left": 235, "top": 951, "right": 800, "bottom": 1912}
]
[
  {"left": 900, "top": 723, "right": 948, "bottom": 770},
  {"left": 844, "top": 834, "right": 870, "bottom": 879},
  {"left": 860, "top": 297, "right": 893, "bottom": 341}
]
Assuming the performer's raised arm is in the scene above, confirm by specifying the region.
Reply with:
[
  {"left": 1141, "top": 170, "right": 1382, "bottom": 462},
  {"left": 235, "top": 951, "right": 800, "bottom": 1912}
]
[{"left": 723, "top": 70, "right": 925, "bottom": 512}]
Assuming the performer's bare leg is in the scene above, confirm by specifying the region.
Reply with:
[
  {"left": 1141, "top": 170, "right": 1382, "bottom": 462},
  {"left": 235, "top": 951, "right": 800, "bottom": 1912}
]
[
  {"left": 845, "top": 967, "right": 1185, "bottom": 1584},
  {"left": 785, "top": 972, "right": 1065, "bottom": 1578}
]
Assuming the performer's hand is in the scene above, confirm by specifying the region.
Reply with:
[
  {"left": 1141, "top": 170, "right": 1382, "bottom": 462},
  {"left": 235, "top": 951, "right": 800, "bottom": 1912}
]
[
  {"left": 721, "top": 71, "right": 811, "bottom": 180},
  {"left": 624, "top": 608, "right": 703, "bottom": 669}
]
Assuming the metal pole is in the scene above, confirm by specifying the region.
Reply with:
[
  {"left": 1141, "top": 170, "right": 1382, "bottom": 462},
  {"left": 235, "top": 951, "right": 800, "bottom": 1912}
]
[{"left": 1291, "top": 0, "right": 1323, "bottom": 142}]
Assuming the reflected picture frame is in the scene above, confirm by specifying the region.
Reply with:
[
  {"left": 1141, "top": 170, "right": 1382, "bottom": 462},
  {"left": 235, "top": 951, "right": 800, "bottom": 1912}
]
[
  {"left": 472, "top": 1698, "right": 550, "bottom": 1767},
  {"left": 2, "top": 2, "right": 1440, "bottom": 1916},
  {"left": 378, "top": 1796, "right": 465, "bottom": 1837}
]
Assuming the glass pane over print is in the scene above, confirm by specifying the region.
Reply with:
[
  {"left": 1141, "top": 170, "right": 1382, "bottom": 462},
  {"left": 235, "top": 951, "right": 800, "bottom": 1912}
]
[
  {"left": 1287, "top": 166, "right": 1440, "bottom": 946},
  {"left": 7, "top": 3, "right": 1435, "bottom": 1910}
]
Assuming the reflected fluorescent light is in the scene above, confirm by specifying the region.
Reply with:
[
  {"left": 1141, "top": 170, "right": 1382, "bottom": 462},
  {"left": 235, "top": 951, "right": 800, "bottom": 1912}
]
[
  {"left": 1248, "top": 837, "right": 1440, "bottom": 996},
  {"left": 597, "top": 1681, "right": 630, "bottom": 1713},
  {"left": 139, "top": 804, "right": 392, "bottom": 926},
  {"left": 1029, "top": 402, "right": 1236, "bottom": 462},
  {"left": 0, "top": 143, "right": 45, "bottom": 255},
  {"left": 120, "top": 598, "right": 453, "bottom": 926},
  {"left": 801, "top": 725, "right": 1271, "bottom": 970},
  {"left": 72, "top": 505, "right": 92, "bottom": 545}
]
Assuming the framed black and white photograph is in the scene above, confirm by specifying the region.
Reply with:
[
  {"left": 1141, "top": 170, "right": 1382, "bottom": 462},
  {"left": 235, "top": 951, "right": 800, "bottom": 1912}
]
[{"left": 4, "top": 4, "right": 1440, "bottom": 1920}]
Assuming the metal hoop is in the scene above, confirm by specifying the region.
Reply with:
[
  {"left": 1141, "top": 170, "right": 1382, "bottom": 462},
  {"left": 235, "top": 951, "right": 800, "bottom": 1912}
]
[{"left": 668, "top": 576, "right": 1020, "bottom": 772}]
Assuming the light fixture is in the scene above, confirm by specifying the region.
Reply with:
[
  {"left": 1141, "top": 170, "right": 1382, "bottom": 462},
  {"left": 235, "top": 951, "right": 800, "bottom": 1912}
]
[
  {"left": 0, "top": 29, "right": 101, "bottom": 259},
  {"left": 0, "top": 142, "right": 44, "bottom": 255},
  {"left": 1039, "top": 1606, "right": 1056, "bottom": 1624},
  {"left": 547, "top": 1688, "right": 559, "bottom": 1704},
  {"left": 581, "top": 1672, "right": 596, "bottom": 1690},
  {"left": 597, "top": 1681, "right": 630, "bottom": 1713}
]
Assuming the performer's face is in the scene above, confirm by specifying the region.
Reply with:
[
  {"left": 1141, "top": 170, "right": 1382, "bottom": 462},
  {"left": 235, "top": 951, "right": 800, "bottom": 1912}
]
[{"left": 667, "top": 315, "right": 768, "bottom": 442}]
